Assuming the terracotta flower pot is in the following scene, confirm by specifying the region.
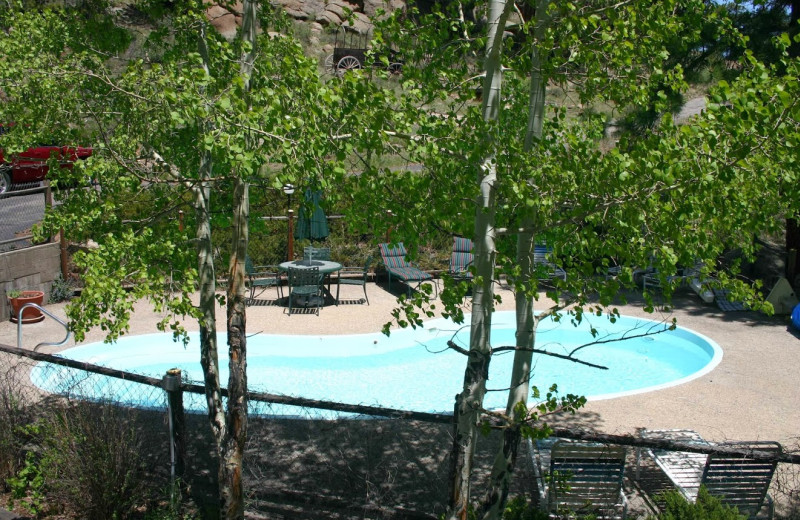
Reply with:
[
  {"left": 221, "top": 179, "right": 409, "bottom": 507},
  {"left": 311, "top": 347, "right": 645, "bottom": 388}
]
[{"left": 9, "top": 290, "right": 45, "bottom": 324}]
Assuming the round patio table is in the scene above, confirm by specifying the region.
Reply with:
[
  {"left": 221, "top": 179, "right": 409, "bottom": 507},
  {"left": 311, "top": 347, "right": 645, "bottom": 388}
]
[
  {"left": 279, "top": 260, "right": 343, "bottom": 306},
  {"left": 278, "top": 259, "right": 342, "bottom": 275}
]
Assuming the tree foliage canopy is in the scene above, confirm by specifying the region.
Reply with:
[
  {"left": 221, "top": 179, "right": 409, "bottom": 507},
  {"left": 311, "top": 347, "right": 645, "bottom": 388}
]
[{"left": 2, "top": 0, "right": 800, "bottom": 517}]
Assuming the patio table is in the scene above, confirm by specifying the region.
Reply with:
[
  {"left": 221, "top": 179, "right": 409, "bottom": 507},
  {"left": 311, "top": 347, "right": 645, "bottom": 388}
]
[{"left": 279, "top": 260, "right": 342, "bottom": 305}]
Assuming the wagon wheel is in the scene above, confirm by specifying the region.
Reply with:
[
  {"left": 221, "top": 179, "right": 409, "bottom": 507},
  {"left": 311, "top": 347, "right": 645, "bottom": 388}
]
[
  {"left": 336, "top": 56, "right": 362, "bottom": 76},
  {"left": 323, "top": 54, "right": 335, "bottom": 75},
  {"left": 387, "top": 62, "right": 403, "bottom": 75}
]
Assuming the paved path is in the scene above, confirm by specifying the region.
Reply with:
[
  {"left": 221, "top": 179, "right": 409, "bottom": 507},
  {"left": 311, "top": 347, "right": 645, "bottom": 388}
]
[{"left": 675, "top": 96, "right": 707, "bottom": 124}]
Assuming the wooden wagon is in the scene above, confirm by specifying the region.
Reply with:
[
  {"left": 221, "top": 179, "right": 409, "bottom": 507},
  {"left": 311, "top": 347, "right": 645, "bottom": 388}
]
[{"left": 324, "top": 26, "right": 403, "bottom": 76}]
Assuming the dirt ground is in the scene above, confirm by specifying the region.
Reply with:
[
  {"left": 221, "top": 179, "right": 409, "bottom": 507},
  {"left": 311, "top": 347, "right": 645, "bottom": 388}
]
[{"left": 1, "top": 246, "right": 799, "bottom": 518}]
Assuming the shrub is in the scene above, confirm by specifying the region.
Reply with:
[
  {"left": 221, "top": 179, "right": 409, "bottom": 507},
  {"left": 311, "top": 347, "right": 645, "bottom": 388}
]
[
  {"left": 655, "top": 487, "right": 746, "bottom": 520},
  {"left": 49, "top": 275, "right": 75, "bottom": 303},
  {"left": 0, "top": 369, "right": 33, "bottom": 487},
  {"left": 503, "top": 496, "right": 550, "bottom": 520},
  {"left": 38, "top": 402, "right": 149, "bottom": 520}
]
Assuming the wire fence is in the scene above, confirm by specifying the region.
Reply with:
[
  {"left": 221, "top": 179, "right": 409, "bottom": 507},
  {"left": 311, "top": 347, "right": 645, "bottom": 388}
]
[
  {"left": 0, "top": 343, "right": 798, "bottom": 519},
  {"left": 0, "top": 183, "right": 51, "bottom": 253}
]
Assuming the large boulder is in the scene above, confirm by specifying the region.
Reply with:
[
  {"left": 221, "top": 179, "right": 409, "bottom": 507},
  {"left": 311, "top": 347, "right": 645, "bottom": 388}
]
[
  {"left": 205, "top": 0, "right": 404, "bottom": 38},
  {"left": 363, "top": 0, "right": 404, "bottom": 18},
  {"left": 273, "top": 0, "right": 325, "bottom": 20},
  {"left": 206, "top": 2, "right": 243, "bottom": 40}
]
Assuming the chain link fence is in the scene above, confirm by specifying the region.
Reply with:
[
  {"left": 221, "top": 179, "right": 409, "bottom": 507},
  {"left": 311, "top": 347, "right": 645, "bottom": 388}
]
[
  {"left": 1, "top": 343, "right": 798, "bottom": 519},
  {"left": 0, "top": 184, "right": 51, "bottom": 253}
]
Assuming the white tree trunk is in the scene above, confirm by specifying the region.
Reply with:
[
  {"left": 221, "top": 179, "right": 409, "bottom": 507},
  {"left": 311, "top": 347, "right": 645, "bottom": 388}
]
[
  {"left": 447, "top": 0, "right": 514, "bottom": 517},
  {"left": 218, "top": 2, "right": 258, "bottom": 518},
  {"left": 479, "top": 3, "right": 551, "bottom": 517},
  {"left": 193, "top": 158, "right": 226, "bottom": 457},
  {"left": 196, "top": 2, "right": 258, "bottom": 518}
]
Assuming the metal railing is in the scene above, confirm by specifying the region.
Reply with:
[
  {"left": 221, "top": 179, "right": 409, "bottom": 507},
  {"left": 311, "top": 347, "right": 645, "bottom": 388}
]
[{"left": 15, "top": 302, "right": 71, "bottom": 351}]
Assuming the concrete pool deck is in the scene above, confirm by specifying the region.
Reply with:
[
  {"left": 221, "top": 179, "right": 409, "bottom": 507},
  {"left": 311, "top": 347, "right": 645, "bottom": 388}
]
[{"left": 2, "top": 280, "right": 799, "bottom": 448}]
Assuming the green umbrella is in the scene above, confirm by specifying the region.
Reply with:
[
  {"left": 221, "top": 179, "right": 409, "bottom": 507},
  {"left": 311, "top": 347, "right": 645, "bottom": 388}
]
[{"left": 294, "top": 188, "right": 329, "bottom": 241}]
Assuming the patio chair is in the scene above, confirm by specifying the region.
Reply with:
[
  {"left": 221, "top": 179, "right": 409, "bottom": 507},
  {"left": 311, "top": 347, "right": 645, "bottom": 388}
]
[
  {"left": 336, "top": 256, "right": 372, "bottom": 305},
  {"left": 530, "top": 438, "right": 627, "bottom": 519},
  {"left": 378, "top": 242, "right": 438, "bottom": 297},
  {"left": 638, "top": 429, "right": 780, "bottom": 520},
  {"left": 245, "top": 256, "right": 282, "bottom": 302},
  {"left": 304, "top": 246, "right": 332, "bottom": 290},
  {"left": 286, "top": 266, "right": 323, "bottom": 315},
  {"left": 449, "top": 237, "right": 474, "bottom": 282},
  {"left": 303, "top": 246, "right": 331, "bottom": 261},
  {"left": 534, "top": 245, "right": 567, "bottom": 282}
]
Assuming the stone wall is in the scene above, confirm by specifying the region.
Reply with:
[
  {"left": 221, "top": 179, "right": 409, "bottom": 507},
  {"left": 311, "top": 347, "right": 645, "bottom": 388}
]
[{"left": 0, "top": 243, "right": 61, "bottom": 322}]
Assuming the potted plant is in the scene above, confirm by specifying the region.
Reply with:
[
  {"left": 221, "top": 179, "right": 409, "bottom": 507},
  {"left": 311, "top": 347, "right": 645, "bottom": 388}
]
[{"left": 7, "top": 289, "right": 45, "bottom": 323}]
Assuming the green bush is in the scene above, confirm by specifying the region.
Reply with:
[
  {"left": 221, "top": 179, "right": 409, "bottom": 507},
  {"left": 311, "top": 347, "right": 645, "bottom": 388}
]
[
  {"left": 49, "top": 275, "right": 75, "bottom": 303},
  {"left": 11, "top": 402, "right": 152, "bottom": 520},
  {"left": 654, "top": 487, "right": 746, "bottom": 520},
  {"left": 503, "top": 496, "right": 550, "bottom": 520},
  {"left": 0, "top": 374, "right": 33, "bottom": 488}
]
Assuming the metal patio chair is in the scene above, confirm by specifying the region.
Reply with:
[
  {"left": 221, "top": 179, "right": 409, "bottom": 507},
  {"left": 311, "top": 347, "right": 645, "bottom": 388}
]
[
  {"left": 336, "top": 256, "right": 372, "bottom": 305},
  {"left": 286, "top": 266, "right": 323, "bottom": 315},
  {"left": 245, "top": 256, "right": 282, "bottom": 302}
]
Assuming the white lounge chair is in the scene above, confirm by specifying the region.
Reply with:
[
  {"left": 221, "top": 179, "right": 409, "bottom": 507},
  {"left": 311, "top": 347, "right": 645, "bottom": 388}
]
[
  {"left": 530, "top": 438, "right": 628, "bottom": 519},
  {"left": 638, "top": 429, "right": 780, "bottom": 519}
]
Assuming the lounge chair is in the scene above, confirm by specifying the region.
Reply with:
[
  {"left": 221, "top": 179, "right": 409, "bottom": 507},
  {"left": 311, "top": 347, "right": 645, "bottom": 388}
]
[
  {"left": 641, "top": 269, "right": 688, "bottom": 292},
  {"left": 448, "top": 237, "right": 474, "bottom": 282},
  {"left": 378, "top": 242, "right": 437, "bottom": 297},
  {"left": 245, "top": 256, "right": 282, "bottom": 302},
  {"left": 638, "top": 429, "right": 780, "bottom": 519},
  {"left": 530, "top": 438, "right": 627, "bottom": 519},
  {"left": 286, "top": 266, "right": 323, "bottom": 315},
  {"left": 336, "top": 256, "right": 372, "bottom": 305},
  {"left": 534, "top": 245, "right": 567, "bottom": 282}
]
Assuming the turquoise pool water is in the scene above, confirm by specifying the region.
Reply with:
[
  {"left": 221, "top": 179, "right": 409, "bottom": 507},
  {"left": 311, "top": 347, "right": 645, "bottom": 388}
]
[{"left": 31, "top": 311, "right": 721, "bottom": 415}]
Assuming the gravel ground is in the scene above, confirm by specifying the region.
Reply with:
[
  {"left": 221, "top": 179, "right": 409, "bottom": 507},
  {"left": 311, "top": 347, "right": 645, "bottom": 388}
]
[{"left": 2, "top": 279, "right": 799, "bottom": 518}]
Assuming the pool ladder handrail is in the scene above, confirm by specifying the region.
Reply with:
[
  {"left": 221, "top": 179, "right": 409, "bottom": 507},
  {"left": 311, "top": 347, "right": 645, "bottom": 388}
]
[{"left": 16, "top": 303, "right": 72, "bottom": 352}]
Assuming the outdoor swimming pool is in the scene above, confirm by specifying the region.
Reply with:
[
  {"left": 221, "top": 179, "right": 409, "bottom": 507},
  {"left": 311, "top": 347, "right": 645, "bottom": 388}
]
[{"left": 31, "top": 311, "right": 721, "bottom": 416}]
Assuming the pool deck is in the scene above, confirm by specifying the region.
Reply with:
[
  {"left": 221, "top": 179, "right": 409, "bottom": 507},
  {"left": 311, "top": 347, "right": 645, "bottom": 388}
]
[{"left": 2, "top": 280, "right": 799, "bottom": 447}]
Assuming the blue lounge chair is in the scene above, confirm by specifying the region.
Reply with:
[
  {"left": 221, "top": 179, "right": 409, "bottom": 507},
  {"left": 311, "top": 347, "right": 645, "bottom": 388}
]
[
  {"left": 379, "top": 242, "right": 437, "bottom": 297},
  {"left": 534, "top": 245, "right": 567, "bottom": 282},
  {"left": 449, "top": 237, "right": 474, "bottom": 281}
]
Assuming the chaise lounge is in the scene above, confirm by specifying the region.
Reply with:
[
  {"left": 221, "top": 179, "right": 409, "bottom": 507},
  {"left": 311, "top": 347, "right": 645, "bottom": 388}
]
[
  {"left": 637, "top": 429, "right": 780, "bottom": 520},
  {"left": 379, "top": 242, "right": 437, "bottom": 297},
  {"left": 530, "top": 438, "right": 628, "bottom": 519}
]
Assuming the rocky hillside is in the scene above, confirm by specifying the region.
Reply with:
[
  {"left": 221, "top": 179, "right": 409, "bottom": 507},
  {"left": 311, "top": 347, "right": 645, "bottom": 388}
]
[{"left": 206, "top": 0, "right": 404, "bottom": 41}]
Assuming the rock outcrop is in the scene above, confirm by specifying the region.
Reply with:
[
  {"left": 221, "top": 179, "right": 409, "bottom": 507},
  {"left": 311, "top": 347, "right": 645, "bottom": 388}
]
[
  {"left": 206, "top": 0, "right": 406, "bottom": 38},
  {"left": 206, "top": 1, "right": 243, "bottom": 39}
]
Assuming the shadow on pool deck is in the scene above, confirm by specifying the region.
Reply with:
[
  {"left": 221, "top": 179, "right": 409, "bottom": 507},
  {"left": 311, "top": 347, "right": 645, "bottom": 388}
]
[{"left": 1, "top": 282, "right": 799, "bottom": 517}]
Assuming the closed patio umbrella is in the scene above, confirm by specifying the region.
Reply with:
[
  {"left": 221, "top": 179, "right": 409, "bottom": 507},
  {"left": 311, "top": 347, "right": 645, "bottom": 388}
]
[{"left": 294, "top": 188, "right": 329, "bottom": 241}]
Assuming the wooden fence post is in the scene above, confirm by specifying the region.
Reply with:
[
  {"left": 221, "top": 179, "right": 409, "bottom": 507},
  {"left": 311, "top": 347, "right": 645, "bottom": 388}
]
[{"left": 162, "top": 368, "right": 186, "bottom": 481}]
